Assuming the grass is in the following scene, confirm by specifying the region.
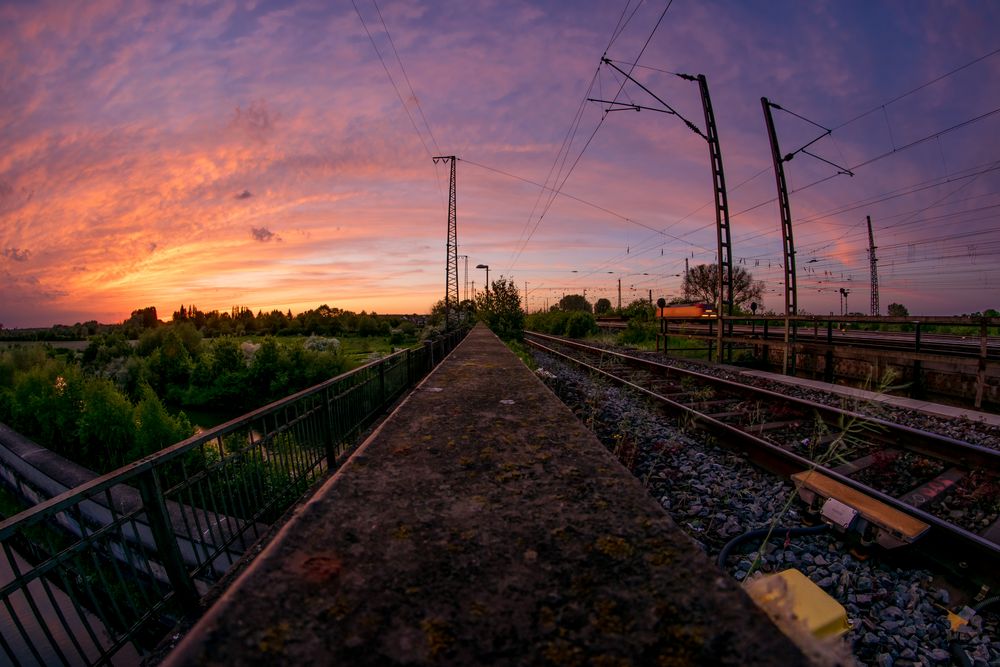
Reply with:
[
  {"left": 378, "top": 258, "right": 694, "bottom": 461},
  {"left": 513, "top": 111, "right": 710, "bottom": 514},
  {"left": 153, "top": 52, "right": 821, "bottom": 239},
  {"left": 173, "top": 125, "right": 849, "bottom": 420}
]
[{"left": 505, "top": 340, "right": 537, "bottom": 370}]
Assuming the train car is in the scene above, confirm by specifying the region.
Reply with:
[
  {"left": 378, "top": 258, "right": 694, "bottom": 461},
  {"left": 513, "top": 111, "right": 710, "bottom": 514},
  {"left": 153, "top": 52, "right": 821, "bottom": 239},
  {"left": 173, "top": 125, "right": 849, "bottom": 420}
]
[{"left": 656, "top": 302, "right": 716, "bottom": 318}]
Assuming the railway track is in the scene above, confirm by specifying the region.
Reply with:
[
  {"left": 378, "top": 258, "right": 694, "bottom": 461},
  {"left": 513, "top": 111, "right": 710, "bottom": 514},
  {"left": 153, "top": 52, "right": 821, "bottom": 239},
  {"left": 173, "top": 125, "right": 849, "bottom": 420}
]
[{"left": 524, "top": 330, "right": 1000, "bottom": 586}]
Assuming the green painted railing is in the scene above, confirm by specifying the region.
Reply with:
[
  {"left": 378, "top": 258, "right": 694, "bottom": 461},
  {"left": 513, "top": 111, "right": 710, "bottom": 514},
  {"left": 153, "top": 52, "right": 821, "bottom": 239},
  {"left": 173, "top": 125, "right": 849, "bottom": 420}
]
[{"left": 0, "top": 329, "right": 468, "bottom": 666}]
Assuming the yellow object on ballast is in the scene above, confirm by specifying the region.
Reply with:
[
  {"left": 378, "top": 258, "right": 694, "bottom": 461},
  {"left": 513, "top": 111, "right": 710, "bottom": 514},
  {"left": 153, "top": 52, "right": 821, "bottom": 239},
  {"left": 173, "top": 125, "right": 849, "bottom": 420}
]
[{"left": 745, "top": 568, "right": 850, "bottom": 640}]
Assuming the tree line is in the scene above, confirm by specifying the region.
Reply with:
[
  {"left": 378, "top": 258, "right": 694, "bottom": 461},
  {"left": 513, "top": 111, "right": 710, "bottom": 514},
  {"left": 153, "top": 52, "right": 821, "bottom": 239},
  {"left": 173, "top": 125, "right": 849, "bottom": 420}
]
[
  {"left": 0, "top": 300, "right": 442, "bottom": 474},
  {"left": 0, "top": 303, "right": 425, "bottom": 341}
]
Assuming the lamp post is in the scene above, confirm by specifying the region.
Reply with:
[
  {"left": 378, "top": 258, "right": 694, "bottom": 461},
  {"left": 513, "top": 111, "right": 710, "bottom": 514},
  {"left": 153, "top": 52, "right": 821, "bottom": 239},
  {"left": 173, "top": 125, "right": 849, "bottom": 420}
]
[{"left": 476, "top": 264, "right": 490, "bottom": 307}]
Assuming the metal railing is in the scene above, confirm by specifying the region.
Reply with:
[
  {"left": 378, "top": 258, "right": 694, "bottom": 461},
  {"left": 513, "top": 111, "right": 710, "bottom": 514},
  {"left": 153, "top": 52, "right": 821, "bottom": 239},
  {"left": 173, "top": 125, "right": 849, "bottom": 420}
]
[{"left": 0, "top": 329, "right": 468, "bottom": 666}]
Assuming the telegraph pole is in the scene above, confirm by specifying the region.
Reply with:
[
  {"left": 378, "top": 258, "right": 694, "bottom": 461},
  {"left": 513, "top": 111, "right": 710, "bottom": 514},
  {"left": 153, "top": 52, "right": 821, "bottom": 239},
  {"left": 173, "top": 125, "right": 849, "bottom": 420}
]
[
  {"left": 867, "top": 216, "right": 879, "bottom": 317},
  {"left": 433, "top": 156, "right": 459, "bottom": 328}
]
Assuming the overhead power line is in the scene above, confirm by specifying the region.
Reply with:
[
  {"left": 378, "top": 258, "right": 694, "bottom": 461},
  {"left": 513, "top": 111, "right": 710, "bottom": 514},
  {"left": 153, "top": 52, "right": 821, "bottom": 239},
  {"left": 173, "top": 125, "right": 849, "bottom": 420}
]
[
  {"left": 351, "top": 0, "right": 437, "bottom": 159},
  {"left": 506, "top": 0, "right": 676, "bottom": 272},
  {"left": 371, "top": 0, "right": 441, "bottom": 155},
  {"left": 459, "top": 158, "right": 705, "bottom": 248},
  {"left": 577, "top": 45, "right": 1000, "bottom": 278},
  {"left": 832, "top": 46, "right": 1000, "bottom": 131}
]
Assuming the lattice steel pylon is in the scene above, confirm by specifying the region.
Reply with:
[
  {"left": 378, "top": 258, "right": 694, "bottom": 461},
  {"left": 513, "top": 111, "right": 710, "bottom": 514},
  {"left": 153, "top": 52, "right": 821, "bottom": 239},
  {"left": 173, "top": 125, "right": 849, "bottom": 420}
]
[
  {"left": 867, "top": 215, "right": 879, "bottom": 316},
  {"left": 433, "top": 156, "right": 459, "bottom": 328}
]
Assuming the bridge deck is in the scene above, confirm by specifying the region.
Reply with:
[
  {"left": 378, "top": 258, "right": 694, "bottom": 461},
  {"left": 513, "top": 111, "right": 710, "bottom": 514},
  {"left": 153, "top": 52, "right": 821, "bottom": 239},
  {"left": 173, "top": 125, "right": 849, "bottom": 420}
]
[{"left": 166, "top": 324, "right": 806, "bottom": 666}]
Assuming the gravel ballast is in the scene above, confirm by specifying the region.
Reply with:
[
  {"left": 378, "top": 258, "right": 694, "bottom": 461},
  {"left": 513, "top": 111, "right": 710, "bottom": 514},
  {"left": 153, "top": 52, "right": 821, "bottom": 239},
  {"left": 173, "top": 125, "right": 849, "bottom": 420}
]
[{"left": 531, "top": 346, "right": 1000, "bottom": 667}]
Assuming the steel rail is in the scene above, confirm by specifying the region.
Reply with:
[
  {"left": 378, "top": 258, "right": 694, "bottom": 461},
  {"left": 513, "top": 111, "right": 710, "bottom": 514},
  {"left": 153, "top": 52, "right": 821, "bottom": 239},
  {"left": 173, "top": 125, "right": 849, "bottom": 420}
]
[
  {"left": 525, "top": 331, "right": 1000, "bottom": 582},
  {"left": 527, "top": 331, "right": 1000, "bottom": 470}
]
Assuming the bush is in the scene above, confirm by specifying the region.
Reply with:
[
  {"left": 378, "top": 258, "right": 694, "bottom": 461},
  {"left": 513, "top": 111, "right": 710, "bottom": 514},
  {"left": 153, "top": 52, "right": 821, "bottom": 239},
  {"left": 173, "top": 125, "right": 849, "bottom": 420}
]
[
  {"left": 565, "top": 312, "right": 597, "bottom": 338},
  {"left": 525, "top": 310, "right": 597, "bottom": 338},
  {"left": 619, "top": 320, "right": 656, "bottom": 345}
]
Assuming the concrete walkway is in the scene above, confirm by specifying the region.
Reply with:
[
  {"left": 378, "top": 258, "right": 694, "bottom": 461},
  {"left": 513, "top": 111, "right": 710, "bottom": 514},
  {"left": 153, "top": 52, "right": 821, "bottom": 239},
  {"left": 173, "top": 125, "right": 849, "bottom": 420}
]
[{"left": 166, "top": 324, "right": 806, "bottom": 666}]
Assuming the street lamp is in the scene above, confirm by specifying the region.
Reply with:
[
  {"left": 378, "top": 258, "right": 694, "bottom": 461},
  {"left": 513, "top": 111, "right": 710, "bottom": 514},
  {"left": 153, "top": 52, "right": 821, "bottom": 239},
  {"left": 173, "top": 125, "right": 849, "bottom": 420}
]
[{"left": 476, "top": 264, "right": 489, "bottom": 306}]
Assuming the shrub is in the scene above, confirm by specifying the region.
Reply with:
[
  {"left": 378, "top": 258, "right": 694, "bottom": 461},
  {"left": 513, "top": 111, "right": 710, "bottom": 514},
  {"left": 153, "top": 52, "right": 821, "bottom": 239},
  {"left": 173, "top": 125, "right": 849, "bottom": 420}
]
[{"left": 566, "top": 312, "right": 597, "bottom": 338}]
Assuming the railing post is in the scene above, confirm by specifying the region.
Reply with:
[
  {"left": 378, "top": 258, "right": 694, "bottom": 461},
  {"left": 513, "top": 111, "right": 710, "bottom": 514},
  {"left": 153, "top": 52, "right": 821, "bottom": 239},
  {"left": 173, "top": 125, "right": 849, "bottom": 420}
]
[
  {"left": 322, "top": 386, "right": 337, "bottom": 467},
  {"left": 824, "top": 320, "right": 834, "bottom": 383},
  {"left": 424, "top": 339, "right": 434, "bottom": 372},
  {"left": 405, "top": 348, "right": 412, "bottom": 387},
  {"left": 912, "top": 321, "right": 924, "bottom": 399},
  {"left": 138, "top": 468, "right": 200, "bottom": 612},
  {"left": 379, "top": 360, "right": 386, "bottom": 404},
  {"left": 976, "top": 319, "right": 988, "bottom": 409},
  {"left": 761, "top": 319, "right": 770, "bottom": 368}
]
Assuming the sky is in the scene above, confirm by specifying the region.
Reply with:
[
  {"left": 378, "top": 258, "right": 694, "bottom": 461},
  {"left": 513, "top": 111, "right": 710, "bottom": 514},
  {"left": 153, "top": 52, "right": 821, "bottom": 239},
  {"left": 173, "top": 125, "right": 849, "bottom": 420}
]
[{"left": 2, "top": 0, "right": 999, "bottom": 328}]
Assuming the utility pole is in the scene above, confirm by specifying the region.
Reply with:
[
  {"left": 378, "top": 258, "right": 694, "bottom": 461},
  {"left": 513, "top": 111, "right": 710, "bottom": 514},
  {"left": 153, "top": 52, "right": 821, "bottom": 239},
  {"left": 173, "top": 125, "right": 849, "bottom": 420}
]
[
  {"left": 761, "top": 99, "right": 798, "bottom": 321},
  {"left": 867, "top": 216, "right": 879, "bottom": 317},
  {"left": 761, "top": 98, "right": 797, "bottom": 375},
  {"left": 525, "top": 281, "right": 528, "bottom": 313},
  {"left": 617, "top": 279, "right": 622, "bottom": 312},
  {"left": 590, "top": 62, "right": 733, "bottom": 362},
  {"left": 761, "top": 98, "right": 853, "bottom": 374},
  {"left": 433, "top": 156, "right": 459, "bottom": 329}
]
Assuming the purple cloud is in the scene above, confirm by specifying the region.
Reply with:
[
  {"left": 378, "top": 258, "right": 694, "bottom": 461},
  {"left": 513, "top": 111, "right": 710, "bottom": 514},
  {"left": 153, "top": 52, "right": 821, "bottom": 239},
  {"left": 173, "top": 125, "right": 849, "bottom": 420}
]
[{"left": 230, "top": 99, "right": 277, "bottom": 144}]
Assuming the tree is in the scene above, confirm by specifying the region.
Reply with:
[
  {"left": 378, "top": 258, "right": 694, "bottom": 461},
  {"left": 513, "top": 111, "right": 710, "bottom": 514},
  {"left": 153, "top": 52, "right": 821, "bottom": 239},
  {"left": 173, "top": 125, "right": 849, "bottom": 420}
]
[
  {"left": 131, "top": 385, "right": 193, "bottom": 461},
  {"left": 429, "top": 298, "right": 475, "bottom": 327},
  {"left": 594, "top": 298, "right": 612, "bottom": 315},
  {"left": 682, "top": 264, "right": 764, "bottom": 310},
  {"left": 558, "top": 294, "right": 592, "bottom": 313},
  {"left": 887, "top": 303, "right": 909, "bottom": 317},
  {"left": 622, "top": 299, "right": 654, "bottom": 321},
  {"left": 76, "top": 377, "right": 137, "bottom": 469},
  {"left": 475, "top": 276, "right": 524, "bottom": 340}
]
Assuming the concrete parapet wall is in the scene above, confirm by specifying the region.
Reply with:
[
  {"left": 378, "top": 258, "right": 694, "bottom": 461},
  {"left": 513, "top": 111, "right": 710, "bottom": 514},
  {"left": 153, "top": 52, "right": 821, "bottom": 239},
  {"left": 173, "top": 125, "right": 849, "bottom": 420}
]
[
  {"left": 757, "top": 345, "right": 999, "bottom": 409},
  {"left": 167, "top": 324, "right": 807, "bottom": 666}
]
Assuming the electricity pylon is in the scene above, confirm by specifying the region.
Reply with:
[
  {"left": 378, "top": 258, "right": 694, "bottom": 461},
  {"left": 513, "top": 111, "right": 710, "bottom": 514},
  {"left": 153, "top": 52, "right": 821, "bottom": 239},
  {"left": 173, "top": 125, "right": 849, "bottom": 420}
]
[
  {"left": 433, "top": 156, "right": 459, "bottom": 328},
  {"left": 867, "top": 216, "right": 879, "bottom": 317}
]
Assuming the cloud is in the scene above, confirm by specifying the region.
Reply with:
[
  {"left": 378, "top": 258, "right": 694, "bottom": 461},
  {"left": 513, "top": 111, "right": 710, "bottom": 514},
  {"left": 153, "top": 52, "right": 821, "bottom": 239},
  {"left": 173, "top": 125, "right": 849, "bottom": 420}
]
[
  {"left": 236, "top": 189, "right": 253, "bottom": 199},
  {"left": 250, "top": 226, "right": 277, "bottom": 242},
  {"left": 3, "top": 248, "right": 30, "bottom": 262},
  {"left": 229, "top": 99, "right": 277, "bottom": 144}
]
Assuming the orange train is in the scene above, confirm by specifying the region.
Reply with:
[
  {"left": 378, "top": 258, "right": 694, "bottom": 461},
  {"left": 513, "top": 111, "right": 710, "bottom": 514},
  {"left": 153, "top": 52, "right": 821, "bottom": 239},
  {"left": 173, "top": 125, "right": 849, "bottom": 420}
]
[{"left": 656, "top": 302, "right": 716, "bottom": 318}]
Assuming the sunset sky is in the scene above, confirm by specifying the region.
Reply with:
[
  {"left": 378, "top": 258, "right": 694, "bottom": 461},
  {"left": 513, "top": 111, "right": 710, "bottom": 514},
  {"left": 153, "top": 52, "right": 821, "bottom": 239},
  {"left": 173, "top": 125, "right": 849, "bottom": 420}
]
[{"left": 2, "top": 0, "right": 999, "bottom": 328}]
